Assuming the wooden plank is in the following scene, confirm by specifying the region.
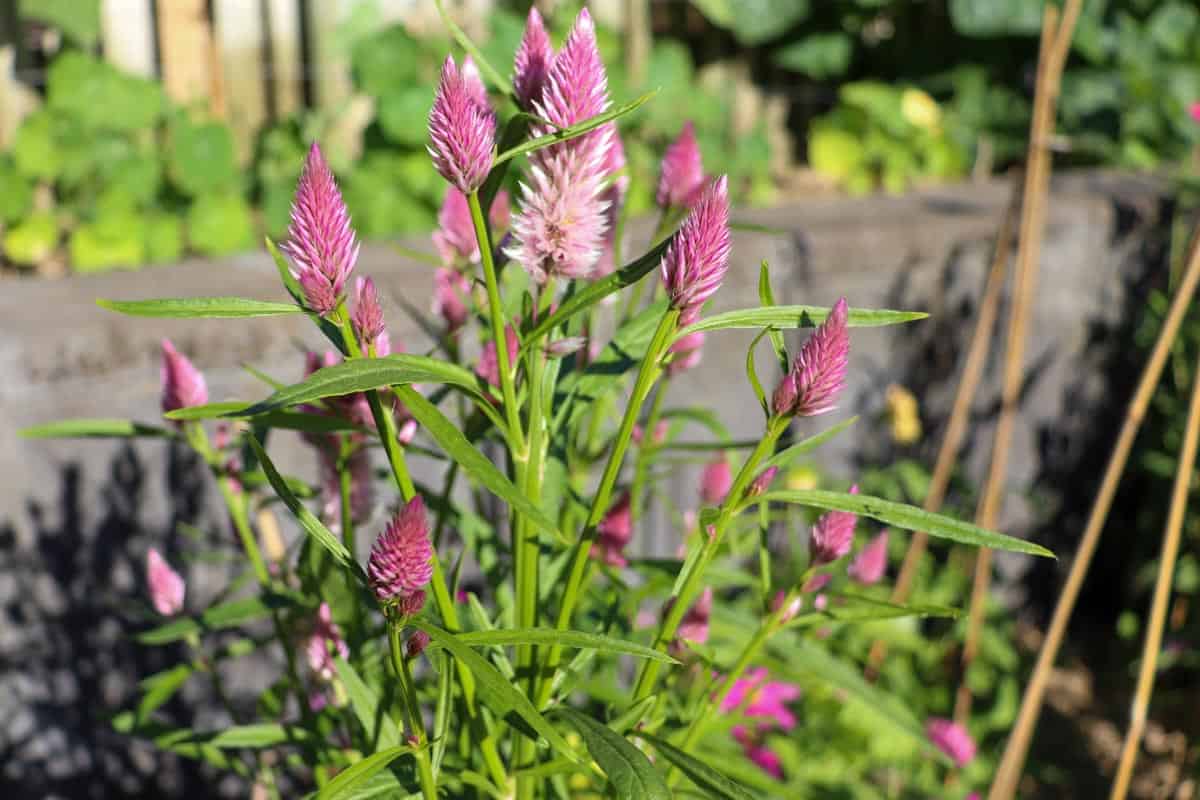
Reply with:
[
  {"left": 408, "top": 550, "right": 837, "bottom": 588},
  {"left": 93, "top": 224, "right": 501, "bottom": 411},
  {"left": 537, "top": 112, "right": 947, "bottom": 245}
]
[
  {"left": 100, "top": 0, "right": 156, "bottom": 78},
  {"left": 264, "top": 0, "right": 302, "bottom": 116},
  {"left": 212, "top": 0, "right": 267, "bottom": 162},
  {"left": 155, "top": 0, "right": 223, "bottom": 114}
]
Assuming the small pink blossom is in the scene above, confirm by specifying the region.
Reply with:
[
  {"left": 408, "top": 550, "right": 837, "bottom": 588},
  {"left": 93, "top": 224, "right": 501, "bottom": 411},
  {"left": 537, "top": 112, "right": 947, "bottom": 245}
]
[
  {"left": 306, "top": 601, "right": 349, "bottom": 682},
  {"left": 368, "top": 496, "right": 435, "bottom": 605},
  {"left": 632, "top": 421, "right": 669, "bottom": 446},
  {"left": 428, "top": 56, "right": 495, "bottom": 194},
  {"left": 747, "top": 466, "right": 779, "bottom": 498},
  {"left": 1190, "top": 102, "right": 1200, "bottom": 124},
  {"left": 145, "top": 548, "right": 185, "bottom": 616},
  {"left": 545, "top": 336, "right": 587, "bottom": 357},
  {"left": 661, "top": 176, "right": 731, "bottom": 320},
  {"left": 678, "top": 587, "right": 713, "bottom": 643},
  {"left": 404, "top": 629, "right": 431, "bottom": 660},
  {"left": 657, "top": 121, "right": 705, "bottom": 209},
  {"left": 809, "top": 486, "right": 859, "bottom": 565},
  {"left": 433, "top": 267, "right": 472, "bottom": 334},
  {"left": 513, "top": 7, "right": 554, "bottom": 111},
  {"left": 281, "top": 143, "right": 360, "bottom": 316},
  {"left": 352, "top": 276, "right": 386, "bottom": 351},
  {"left": 700, "top": 457, "right": 733, "bottom": 506},
  {"left": 771, "top": 590, "right": 802, "bottom": 623},
  {"left": 848, "top": 530, "right": 889, "bottom": 585},
  {"left": 719, "top": 667, "right": 801, "bottom": 730},
  {"left": 772, "top": 298, "right": 850, "bottom": 418},
  {"left": 926, "top": 717, "right": 976, "bottom": 767},
  {"left": 475, "top": 325, "right": 520, "bottom": 391},
  {"left": 397, "top": 588, "right": 427, "bottom": 617},
  {"left": 160, "top": 339, "right": 208, "bottom": 414},
  {"left": 593, "top": 491, "right": 633, "bottom": 567},
  {"left": 531, "top": 8, "right": 610, "bottom": 167},
  {"left": 732, "top": 726, "right": 784, "bottom": 779},
  {"left": 666, "top": 330, "right": 705, "bottom": 376}
]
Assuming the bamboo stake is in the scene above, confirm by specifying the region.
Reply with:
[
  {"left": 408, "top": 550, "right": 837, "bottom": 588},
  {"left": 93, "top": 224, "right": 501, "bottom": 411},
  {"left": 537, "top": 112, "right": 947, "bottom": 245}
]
[
  {"left": 954, "top": 0, "right": 1083, "bottom": 726},
  {"left": 1108, "top": 344, "right": 1200, "bottom": 799},
  {"left": 989, "top": 231, "right": 1200, "bottom": 799},
  {"left": 865, "top": 177, "right": 1020, "bottom": 678}
]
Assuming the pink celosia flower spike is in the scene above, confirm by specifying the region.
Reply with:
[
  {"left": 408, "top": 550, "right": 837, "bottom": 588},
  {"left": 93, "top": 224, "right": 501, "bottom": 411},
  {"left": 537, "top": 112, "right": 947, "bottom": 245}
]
[
  {"left": 281, "top": 143, "right": 360, "bottom": 316},
  {"left": 809, "top": 485, "right": 859, "bottom": 566},
  {"left": 433, "top": 187, "right": 479, "bottom": 266},
  {"left": 678, "top": 587, "right": 713, "bottom": 643},
  {"left": 848, "top": 529, "right": 890, "bottom": 585},
  {"left": 160, "top": 339, "right": 208, "bottom": 414},
  {"left": 368, "top": 496, "right": 435, "bottom": 605},
  {"left": 657, "top": 121, "right": 705, "bottom": 209},
  {"left": 460, "top": 56, "right": 489, "bottom": 108},
  {"left": 772, "top": 298, "right": 850, "bottom": 418},
  {"left": 146, "top": 548, "right": 185, "bottom": 616},
  {"left": 533, "top": 8, "right": 610, "bottom": 163},
  {"left": 593, "top": 491, "right": 633, "bottom": 567},
  {"left": 306, "top": 601, "right": 349, "bottom": 682},
  {"left": 926, "top": 717, "right": 977, "bottom": 768},
  {"left": 661, "top": 176, "right": 732, "bottom": 321},
  {"left": 352, "top": 276, "right": 385, "bottom": 351},
  {"left": 700, "top": 457, "right": 733, "bottom": 506},
  {"left": 513, "top": 6, "right": 554, "bottom": 110},
  {"left": 433, "top": 267, "right": 472, "bottom": 334},
  {"left": 428, "top": 56, "right": 496, "bottom": 194}
]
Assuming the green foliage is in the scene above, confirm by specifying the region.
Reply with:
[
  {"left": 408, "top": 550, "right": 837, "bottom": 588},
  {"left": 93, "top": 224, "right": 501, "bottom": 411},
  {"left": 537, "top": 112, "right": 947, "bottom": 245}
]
[{"left": 186, "top": 193, "right": 254, "bottom": 257}]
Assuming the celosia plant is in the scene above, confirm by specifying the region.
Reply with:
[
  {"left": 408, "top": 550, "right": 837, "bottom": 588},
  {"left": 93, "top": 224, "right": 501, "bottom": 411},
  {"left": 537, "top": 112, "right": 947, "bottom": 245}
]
[{"left": 26, "top": 7, "right": 1054, "bottom": 798}]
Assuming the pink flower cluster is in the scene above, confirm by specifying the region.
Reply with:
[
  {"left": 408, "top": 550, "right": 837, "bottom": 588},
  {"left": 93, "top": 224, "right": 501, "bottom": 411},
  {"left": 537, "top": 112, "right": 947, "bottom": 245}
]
[
  {"left": 368, "top": 496, "right": 435, "bottom": 609},
  {"left": 719, "top": 668, "right": 802, "bottom": 778},
  {"left": 428, "top": 56, "right": 496, "bottom": 195},
  {"left": 772, "top": 298, "right": 850, "bottom": 418}
]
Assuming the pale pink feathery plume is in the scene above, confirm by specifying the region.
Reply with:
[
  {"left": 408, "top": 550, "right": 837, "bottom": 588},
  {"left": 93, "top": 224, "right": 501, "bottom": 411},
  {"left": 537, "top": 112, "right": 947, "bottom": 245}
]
[
  {"left": 747, "top": 466, "right": 779, "bottom": 498},
  {"left": 433, "top": 267, "right": 472, "bottom": 334},
  {"left": 661, "top": 176, "right": 732, "bottom": 320},
  {"left": 809, "top": 485, "right": 859, "bottom": 566},
  {"left": 531, "top": 8, "right": 610, "bottom": 165},
  {"left": 719, "top": 667, "right": 802, "bottom": 730},
  {"left": 281, "top": 143, "right": 360, "bottom": 316},
  {"left": 428, "top": 56, "right": 496, "bottom": 194},
  {"left": 146, "top": 548, "right": 185, "bottom": 616},
  {"left": 160, "top": 339, "right": 208, "bottom": 414},
  {"left": 666, "top": 329, "right": 705, "bottom": 376},
  {"left": 351, "top": 276, "right": 386, "bottom": 351},
  {"left": 592, "top": 491, "right": 633, "bottom": 567},
  {"left": 848, "top": 529, "right": 890, "bottom": 585},
  {"left": 513, "top": 7, "right": 554, "bottom": 110},
  {"left": 368, "top": 496, "right": 435, "bottom": 605},
  {"left": 772, "top": 298, "right": 850, "bottom": 418},
  {"left": 677, "top": 586, "right": 713, "bottom": 643},
  {"left": 657, "top": 121, "right": 705, "bottom": 209},
  {"left": 926, "top": 717, "right": 977, "bottom": 768},
  {"left": 475, "top": 324, "right": 520, "bottom": 390},
  {"left": 700, "top": 457, "right": 733, "bottom": 506},
  {"left": 306, "top": 601, "right": 349, "bottom": 682}
]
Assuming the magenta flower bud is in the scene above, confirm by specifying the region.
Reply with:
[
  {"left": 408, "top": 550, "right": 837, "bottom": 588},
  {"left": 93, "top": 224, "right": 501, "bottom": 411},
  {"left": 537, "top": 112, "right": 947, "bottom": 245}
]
[
  {"left": 771, "top": 590, "right": 802, "bottom": 624},
  {"left": 404, "top": 629, "right": 431, "bottom": 660},
  {"left": 281, "top": 143, "right": 360, "bottom": 316},
  {"left": 848, "top": 530, "right": 889, "bottom": 585},
  {"left": 433, "top": 187, "right": 479, "bottom": 266},
  {"left": 397, "top": 418, "right": 418, "bottom": 446},
  {"left": 146, "top": 548, "right": 185, "bottom": 616},
  {"left": 678, "top": 587, "right": 713, "bottom": 643},
  {"left": 307, "top": 601, "right": 349, "bottom": 681},
  {"left": 428, "top": 56, "right": 496, "bottom": 194},
  {"left": 926, "top": 717, "right": 976, "bottom": 767},
  {"left": 432, "top": 267, "right": 472, "bottom": 334},
  {"left": 352, "top": 276, "right": 386, "bottom": 350},
  {"left": 513, "top": 7, "right": 554, "bottom": 110},
  {"left": 593, "top": 491, "right": 633, "bottom": 567},
  {"left": 368, "top": 496, "right": 435, "bottom": 604},
  {"left": 718, "top": 667, "right": 801, "bottom": 730},
  {"left": 747, "top": 466, "right": 779, "bottom": 498},
  {"left": 160, "top": 339, "right": 208, "bottom": 414},
  {"left": 666, "top": 330, "right": 705, "bottom": 377},
  {"left": 700, "top": 457, "right": 733, "bottom": 506},
  {"left": 396, "top": 588, "right": 427, "bottom": 618},
  {"left": 809, "top": 485, "right": 858, "bottom": 566},
  {"left": 657, "top": 121, "right": 705, "bottom": 209},
  {"left": 475, "top": 324, "right": 520, "bottom": 391},
  {"left": 661, "top": 176, "right": 731, "bottom": 320},
  {"left": 803, "top": 573, "right": 832, "bottom": 595},
  {"left": 772, "top": 298, "right": 850, "bottom": 418}
]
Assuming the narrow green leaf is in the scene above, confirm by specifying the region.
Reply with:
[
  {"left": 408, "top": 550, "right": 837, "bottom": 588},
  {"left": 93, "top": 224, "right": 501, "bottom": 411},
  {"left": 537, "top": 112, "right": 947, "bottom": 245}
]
[
  {"left": 801, "top": 592, "right": 959, "bottom": 624},
  {"left": 757, "top": 261, "right": 788, "bottom": 371},
  {"left": 411, "top": 620, "right": 582, "bottom": 765},
  {"left": 495, "top": 92, "right": 656, "bottom": 165},
  {"left": 397, "top": 387, "right": 567, "bottom": 545},
  {"left": 759, "top": 417, "right": 858, "bottom": 472},
  {"left": 555, "top": 708, "right": 669, "bottom": 800},
  {"left": 137, "top": 595, "right": 295, "bottom": 644},
  {"left": 758, "top": 489, "right": 1055, "bottom": 557},
  {"left": 96, "top": 296, "right": 301, "bottom": 318},
  {"left": 316, "top": 744, "right": 416, "bottom": 800},
  {"left": 744, "top": 327, "right": 771, "bottom": 417},
  {"left": 198, "top": 722, "right": 314, "bottom": 748},
  {"left": 335, "top": 657, "right": 402, "bottom": 750},
  {"left": 677, "top": 305, "right": 928, "bottom": 339},
  {"left": 441, "top": 628, "right": 677, "bottom": 663},
  {"left": 20, "top": 418, "right": 174, "bottom": 439},
  {"left": 247, "top": 436, "right": 361, "bottom": 573},
  {"left": 165, "top": 401, "right": 252, "bottom": 421},
  {"left": 635, "top": 732, "right": 757, "bottom": 800},
  {"left": 136, "top": 664, "right": 194, "bottom": 723},
  {"left": 266, "top": 236, "right": 304, "bottom": 302}
]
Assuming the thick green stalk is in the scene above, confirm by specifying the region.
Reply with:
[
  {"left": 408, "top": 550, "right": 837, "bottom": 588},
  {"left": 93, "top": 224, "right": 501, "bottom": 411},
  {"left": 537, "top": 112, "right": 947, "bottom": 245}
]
[
  {"left": 629, "top": 384, "right": 668, "bottom": 523},
  {"left": 535, "top": 310, "right": 679, "bottom": 708},
  {"left": 389, "top": 623, "right": 437, "bottom": 800},
  {"left": 338, "top": 444, "right": 355, "bottom": 555},
  {"left": 631, "top": 415, "right": 789, "bottom": 703}
]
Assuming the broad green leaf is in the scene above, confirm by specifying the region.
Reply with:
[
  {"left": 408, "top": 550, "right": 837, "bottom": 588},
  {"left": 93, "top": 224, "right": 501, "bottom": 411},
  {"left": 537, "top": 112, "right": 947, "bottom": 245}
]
[
  {"left": 136, "top": 664, "right": 193, "bottom": 723},
  {"left": 138, "top": 594, "right": 298, "bottom": 644},
  {"left": 441, "top": 628, "right": 678, "bottom": 663},
  {"left": 20, "top": 418, "right": 173, "bottom": 439},
  {"left": 197, "top": 723, "right": 314, "bottom": 749},
  {"left": 555, "top": 707, "right": 669, "bottom": 800},
  {"left": 634, "top": 732, "right": 757, "bottom": 800},
  {"left": 247, "top": 436, "right": 360, "bottom": 573},
  {"left": 758, "top": 489, "right": 1055, "bottom": 557},
  {"left": 315, "top": 744, "right": 416, "bottom": 800},
  {"left": 335, "top": 657, "right": 402, "bottom": 750},
  {"left": 759, "top": 417, "right": 858, "bottom": 472},
  {"left": 495, "top": 92, "right": 657, "bottom": 166},
  {"left": 411, "top": 620, "right": 582, "bottom": 765},
  {"left": 96, "top": 297, "right": 301, "bottom": 319},
  {"left": 677, "top": 305, "right": 927, "bottom": 339},
  {"left": 396, "top": 387, "right": 567, "bottom": 545}
]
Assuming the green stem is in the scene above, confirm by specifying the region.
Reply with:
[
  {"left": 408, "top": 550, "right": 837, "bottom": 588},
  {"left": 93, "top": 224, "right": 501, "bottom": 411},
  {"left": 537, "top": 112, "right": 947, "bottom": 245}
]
[
  {"left": 389, "top": 623, "right": 437, "bottom": 800},
  {"left": 631, "top": 415, "right": 789, "bottom": 703},
  {"left": 338, "top": 442, "right": 355, "bottom": 555},
  {"left": 629, "top": 384, "right": 668, "bottom": 523},
  {"left": 535, "top": 309, "right": 679, "bottom": 709}
]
